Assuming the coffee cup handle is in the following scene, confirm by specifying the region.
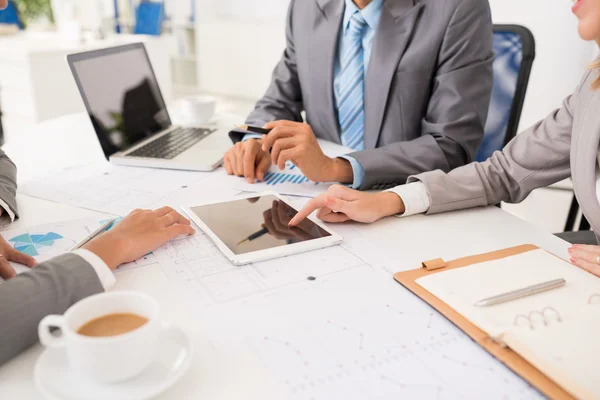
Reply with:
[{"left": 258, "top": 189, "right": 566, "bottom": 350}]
[{"left": 38, "top": 315, "right": 68, "bottom": 348}]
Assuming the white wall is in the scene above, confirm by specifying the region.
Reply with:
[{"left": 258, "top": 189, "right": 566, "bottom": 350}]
[{"left": 194, "top": 0, "right": 289, "bottom": 99}]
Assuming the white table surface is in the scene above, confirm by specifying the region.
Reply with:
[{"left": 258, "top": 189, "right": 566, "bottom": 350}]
[{"left": 0, "top": 113, "right": 571, "bottom": 399}]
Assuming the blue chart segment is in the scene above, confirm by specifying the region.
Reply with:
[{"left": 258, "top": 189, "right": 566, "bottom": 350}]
[
  {"left": 9, "top": 232, "right": 64, "bottom": 256},
  {"left": 263, "top": 171, "right": 310, "bottom": 185}
]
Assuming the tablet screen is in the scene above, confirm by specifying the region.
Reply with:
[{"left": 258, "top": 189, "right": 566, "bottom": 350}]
[{"left": 189, "top": 195, "right": 331, "bottom": 255}]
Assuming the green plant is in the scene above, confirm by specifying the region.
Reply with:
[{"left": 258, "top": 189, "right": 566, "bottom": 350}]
[{"left": 14, "top": 0, "right": 54, "bottom": 26}]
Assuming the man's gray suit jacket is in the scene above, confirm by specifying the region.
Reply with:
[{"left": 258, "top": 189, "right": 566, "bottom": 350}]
[{"left": 232, "top": 0, "right": 494, "bottom": 190}]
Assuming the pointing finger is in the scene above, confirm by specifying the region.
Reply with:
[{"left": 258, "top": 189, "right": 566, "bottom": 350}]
[{"left": 289, "top": 194, "right": 328, "bottom": 226}]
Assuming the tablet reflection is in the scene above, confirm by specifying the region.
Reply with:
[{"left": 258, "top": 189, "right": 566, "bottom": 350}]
[{"left": 190, "top": 195, "right": 331, "bottom": 255}]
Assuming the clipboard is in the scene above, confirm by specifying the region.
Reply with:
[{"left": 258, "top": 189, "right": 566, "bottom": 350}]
[{"left": 394, "top": 244, "right": 574, "bottom": 400}]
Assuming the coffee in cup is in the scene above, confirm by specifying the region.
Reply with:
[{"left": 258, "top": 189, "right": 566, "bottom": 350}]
[
  {"left": 77, "top": 313, "right": 149, "bottom": 337},
  {"left": 38, "top": 291, "right": 162, "bottom": 383}
]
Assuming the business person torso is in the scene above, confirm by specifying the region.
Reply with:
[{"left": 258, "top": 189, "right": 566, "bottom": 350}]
[
  {"left": 239, "top": 0, "right": 494, "bottom": 189},
  {"left": 400, "top": 68, "right": 600, "bottom": 240}
]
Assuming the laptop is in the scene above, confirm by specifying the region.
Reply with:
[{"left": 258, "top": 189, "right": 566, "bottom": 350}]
[{"left": 67, "top": 43, "right": 231, "bottom": 171}]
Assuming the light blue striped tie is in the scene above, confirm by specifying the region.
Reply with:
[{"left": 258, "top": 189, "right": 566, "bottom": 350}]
[{"left": 336, "top": 12, "right": 367, "bottom": 151}]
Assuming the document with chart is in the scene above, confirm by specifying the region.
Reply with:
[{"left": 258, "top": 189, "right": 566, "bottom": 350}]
[
  {"left": 232, "top": 139, "right": 353, "bottom": 198},
  {"left": 0, "top": 218, "right": 157, "bottom": 275}
]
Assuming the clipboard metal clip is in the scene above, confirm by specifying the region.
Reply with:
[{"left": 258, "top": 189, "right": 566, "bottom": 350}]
[{"left": 422, "top": 258, "right": 447, "bottom": 272}]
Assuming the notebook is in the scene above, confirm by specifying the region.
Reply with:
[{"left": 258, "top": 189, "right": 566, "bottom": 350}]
[{"left": 415, "top": 249, "right": 600, "bottom": 400}]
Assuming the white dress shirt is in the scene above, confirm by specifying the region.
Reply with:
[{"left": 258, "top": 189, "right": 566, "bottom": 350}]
[
  {"left": 0, "top": 196, "right": 115, "bottom": 289},
  {"left": 0, "top": 198, "right": 15, "bottom": 227},
  {"left": 388, "top": 151, "right": 600, "bottom": 218},
  {"left": 70, "top": 249, "right": 116, "bottom": 290}
]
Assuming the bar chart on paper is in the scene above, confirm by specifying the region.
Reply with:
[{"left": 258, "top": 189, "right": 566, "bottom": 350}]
[
  {"left": 233, "top": 162, "right": 332, "bottom": 198},
  {"left": 262, "top": 165, "right": 311, "bottom": 185}
]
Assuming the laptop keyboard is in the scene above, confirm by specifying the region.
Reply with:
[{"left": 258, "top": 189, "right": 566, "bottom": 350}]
[{"left": 128, "top": 127, "right": 216, "bottom": 159}]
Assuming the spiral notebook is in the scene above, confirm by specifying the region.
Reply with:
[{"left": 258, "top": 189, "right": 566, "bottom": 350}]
[{"left": 394, "top": 245, "right": 600, "bottom": 400}]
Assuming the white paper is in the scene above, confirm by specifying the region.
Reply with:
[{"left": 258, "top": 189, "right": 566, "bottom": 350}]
[
  {"left": 416, "top": 249, "right": 600, "bottom": 336},
  {"left": 197, "top": 267, "right": 541, "bottom": 400},
  {"left": 152, "top": 230, "right": 365, "bottom": 305},
  {"left": 20, "top": 164, "right": 239, "bottom": 216}
]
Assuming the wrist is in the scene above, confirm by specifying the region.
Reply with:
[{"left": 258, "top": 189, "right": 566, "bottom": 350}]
[
  {"left": 377, "top": 192, "right": 406, "bottom": 217},
  {"left": 82, "top": 233, "right": 126, "bottom": 270},
  {"left": 324, "top": 158, "right": 354, "bottom": 183}
]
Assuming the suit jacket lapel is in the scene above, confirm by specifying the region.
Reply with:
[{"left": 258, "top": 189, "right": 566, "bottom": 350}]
[
  {"left": 571, "top": 90, "right": 600, "bottom": 233},
  {"left": 312, "top": 0, "right": 344, "bottom": 143},
  {"left": 364, "top": 1, "right": 423, "bottom": 149}
]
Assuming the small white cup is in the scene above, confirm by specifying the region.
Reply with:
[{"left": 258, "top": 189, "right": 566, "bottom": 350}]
[
  {"left": 179, "top": 95, "right": 217, "bottom": 125},
  {"left": 38, "top": 291, "right": 161, "bottom": 384}
]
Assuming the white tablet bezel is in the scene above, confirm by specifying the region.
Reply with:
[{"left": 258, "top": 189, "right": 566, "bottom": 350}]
[{"left": 182, "top": 191, "right": 343, "bottom": 266}]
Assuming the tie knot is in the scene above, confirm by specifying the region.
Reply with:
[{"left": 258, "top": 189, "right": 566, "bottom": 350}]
[{"left": 348, "top": 12, "right": 367, "bottom": 36}]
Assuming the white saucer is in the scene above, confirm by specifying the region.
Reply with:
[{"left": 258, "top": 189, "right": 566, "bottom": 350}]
[{"left": 34, "top": 324, "right": 192, "bottom": 400}]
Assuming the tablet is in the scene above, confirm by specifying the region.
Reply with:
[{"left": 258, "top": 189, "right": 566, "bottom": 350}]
[{"left": 182, "top": 192, "right": 343, "bottom": 265}]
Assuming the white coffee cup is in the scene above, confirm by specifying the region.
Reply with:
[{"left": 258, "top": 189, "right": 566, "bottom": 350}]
[
  {"left": 179, "top": 95, "right": 217, "bottom": 125},
  {"left": 38, "top": 291, "right": 161, "bottom": 384}
]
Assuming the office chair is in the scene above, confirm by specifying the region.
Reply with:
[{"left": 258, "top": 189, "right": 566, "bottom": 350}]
[
  {"left": 476, "top": 25, "right": 536, "bottom": 162},
  {"left": 0, "top": 1, "right": 23, "bottom": 29},
  {"left": 133, "top": 1, "right": 165, "bottom": 36}
]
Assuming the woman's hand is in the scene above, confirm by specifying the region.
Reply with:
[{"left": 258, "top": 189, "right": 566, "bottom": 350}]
[
  {"left": 568, "top": 244, "right": 600, "bottom": 277},
  {"left": 0, "top": 236, "right": 37, "bottom": 280},
  {"left": 83, "top": 207, "right": 195, "bottom": 270},
  {"left": 289, "top": 185, "right": 406, "bottom": 226}
]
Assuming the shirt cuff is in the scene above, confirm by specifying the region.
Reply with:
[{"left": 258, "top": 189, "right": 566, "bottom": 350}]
[
  {"left": 242, "top": 133, "right": 262, "bottom": 142},
  {"left": 71, "top": 249, "right": 116, "bottom": 290},
  {"left": 0, "top": 197, "right": 15, "bottom": 227},
  {"left": 338, "top": 155, "right": 365, "bottom": 189},
  {"left": 385, "top": 182, "right": 431, "bottom": 217}
]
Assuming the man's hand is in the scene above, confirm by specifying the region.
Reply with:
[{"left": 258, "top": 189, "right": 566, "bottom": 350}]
[
  {"left": 289, "top": 185, "right": 405, "bottom": 226},
  {"left": 0, "top": 236, "right": 37, "bottom": 280},
  {"left": 261, "top": 121, "right": 353, "bottom": 183},
  {"left": 224, "top": 140, "right": 272, "bottom": 183},
  {"left": 83, "top": 207, "right": 195, "bottom": 270}
]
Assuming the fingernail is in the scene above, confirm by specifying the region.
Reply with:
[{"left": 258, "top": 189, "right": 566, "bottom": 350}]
[
  {"left": 570, "top": 257, "right": 576, "bottom": 264},
  {"left": 247, "top": 178, "right": 253, "bottom": 183},
  {"left": 568, "top": 247, "right": 574, "bottom": 253}
]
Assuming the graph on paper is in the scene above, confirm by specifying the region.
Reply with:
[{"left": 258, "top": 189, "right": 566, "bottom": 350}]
[
  {"left": 8, "top": 232, "right": 64, "bottom": 256},
  {"left": 233, "top": 162, "right": 332, "bottom": 197},
  {"left": 0, "top": 218, "right": 158, "bottom": 275},
  {"left": 262, "top": 164, "right": 314, "bottom": 186}
]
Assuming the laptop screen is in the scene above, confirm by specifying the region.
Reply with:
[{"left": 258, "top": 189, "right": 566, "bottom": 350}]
[{"left": 69, "top": 44, "right": 171, "bottom": 158}]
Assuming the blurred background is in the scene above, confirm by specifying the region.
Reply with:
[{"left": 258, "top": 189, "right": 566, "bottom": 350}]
[{"left": 0, "top": 0, "right": 596, "bottom": 234}]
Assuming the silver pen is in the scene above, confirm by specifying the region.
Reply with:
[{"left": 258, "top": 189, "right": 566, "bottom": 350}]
[
  {"left": 69, "top": 218, "right": 118, "bottom": 251},
  {"left": 474, "top": 278, "right": 566, "bottom": 307}
]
